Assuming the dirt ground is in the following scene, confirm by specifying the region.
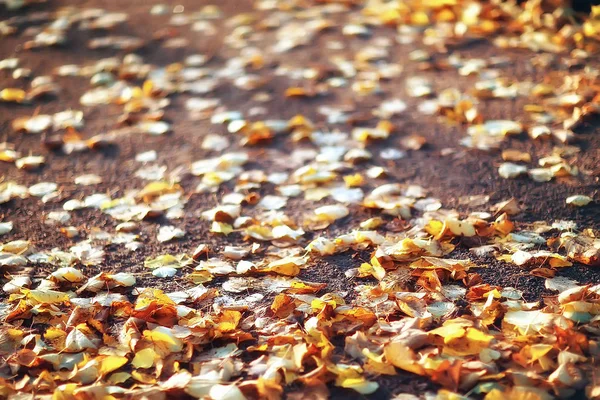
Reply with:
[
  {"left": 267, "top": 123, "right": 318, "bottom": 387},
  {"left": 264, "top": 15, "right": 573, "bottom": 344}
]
[{"left": 1, "top": 0, "right": 599, "bottom": 399}]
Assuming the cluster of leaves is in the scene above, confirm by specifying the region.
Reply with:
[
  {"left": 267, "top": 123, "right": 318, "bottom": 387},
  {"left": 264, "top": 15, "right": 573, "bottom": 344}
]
[{"left": 1, "top": 204, "right": 600, "bottom": 399}]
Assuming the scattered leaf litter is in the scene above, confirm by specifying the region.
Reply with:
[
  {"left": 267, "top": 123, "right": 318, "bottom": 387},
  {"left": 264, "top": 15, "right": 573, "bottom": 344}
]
[{"left": 0, "top": 1, "right": 599, "bottom": 399}]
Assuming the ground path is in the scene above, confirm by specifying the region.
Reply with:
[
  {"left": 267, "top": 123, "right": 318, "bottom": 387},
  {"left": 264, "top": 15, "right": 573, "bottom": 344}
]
[{"left": 0, "top": 1, "right": 600, "bottom": 399}]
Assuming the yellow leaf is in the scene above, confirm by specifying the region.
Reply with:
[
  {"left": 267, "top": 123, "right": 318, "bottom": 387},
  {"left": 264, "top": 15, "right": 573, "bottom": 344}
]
[
  {"left": 134, "top": 289, "right": 176, "bottom": 310},
  {"left": 211, "top": 221, "right": 233, "bottom": 235},
  {"left": 529, "top": 344, "right": 554, "bottom": 363},
  {"left": 131, "top": 370, "right": 156, "bottom": 384},
  {"left": 335, "top": 307, "right": 376, "bottom": 326},
  {"left": 426, "top": 220, "right": 445, "bottom": 237},
  {"left": 107, "top": 372, "right": 131, "bottom": 385},
  {"left": 265, "top": 256, "right": 306, "bottom": 276},
  {"left": 217, "top": 310, "right": 242, "bottom": 333},
  {"left": 311, "top": 293, "right": 345, "bottom": 310},
  {"left": 411, "top": 11, "right": 429, "bottom": 25},
  {"left": 362, "top": 349, "right": 396, "bottom": 376},
  {"left": 245, "top": 225, "right": 273, "bottom": 240},
  {"left": 98, "top": 355, "right": 128, "bottom": 376},
  {"left": 0, "top": 88, "right": 26, "bottom": 103},
  {"left": 344, "top": 173, "right": 364, "bottom": 187},
  {"left": 187, "top": 270, "right": 213, "bottom": 284},
  {"left": 338, "top": 377, "right": 379, "bottom": 394},
  {"left": 142, "top": 327, "right": 183, "bottom": 356},
  {"left": 445, "top": 218, "right": 476, "bottom": 237},
  {"left": 44, "top": 327, "right": 67, "bottom": 341},
  {"left": 271, "top": 294, "right": 296, "bottom": 318},
  {"left": 358, "top": 261, "right": 386, "bottom": 280},
  {"left": 364, "top": 358, "right": 396, "bottom": 376},
  {"left": 132, "top": 348, "right": 159, "bottom": 369},
  {"left": 26, "top": 289, "right": 69, "bottom": 304},
  {"left": 359, "top": 217, "right": 384, "bottom": 229},
  {"left": 465, "top": 328, "right": 494, "bottom": 344},
  {"left": 288, "top": 281, "right": 326, "bottom": 294},
  {"left": 137, "top": 181, "right": 180, "bottom": 202},
  {"left": 332, "top": 364, "right": 379, "bottom": 395},
  {"left": 142, "top": 80, "right": 154, "bottom": 97},
  {"left": 53, "top": 384, "right": 78, "bottom": 400},
  {"left": 384, "top": 341, "right": 425, "bottom": 375},
  {"left": 429, "top": 321, "right": 468, "bottom": 343},
  {"left": 442, "top": 328, "right": 494, "bottom": 357},
  {"left": 548, "top": 257, "right": 572, "bottom": 268}
]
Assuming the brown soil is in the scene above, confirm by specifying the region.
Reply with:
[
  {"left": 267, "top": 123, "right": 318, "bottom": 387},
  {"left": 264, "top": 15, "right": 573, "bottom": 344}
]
[{"left": 1, "top": 0, "right": 599, "bottom": 398}]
